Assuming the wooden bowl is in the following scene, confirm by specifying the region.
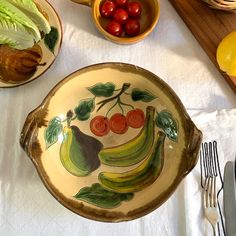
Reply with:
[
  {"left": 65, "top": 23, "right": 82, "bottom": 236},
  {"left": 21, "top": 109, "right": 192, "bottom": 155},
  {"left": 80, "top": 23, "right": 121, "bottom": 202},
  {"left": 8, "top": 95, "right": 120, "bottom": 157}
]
[
  {"left": 201, "top": 0, "right": 236, "bottom": 12},
  {"left": 71, "top": 0, "right": 160, "bottom": 44}
]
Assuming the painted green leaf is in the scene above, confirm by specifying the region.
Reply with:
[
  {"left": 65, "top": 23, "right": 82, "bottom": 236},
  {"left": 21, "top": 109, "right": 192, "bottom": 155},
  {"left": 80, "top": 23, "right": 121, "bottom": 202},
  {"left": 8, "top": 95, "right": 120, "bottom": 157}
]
[
  {"left": 44, "top": 117, "right": 62, "bottom": 149},
  {"left": 87, "top": 82, "right": 116, "bottom": 97},
  {"left": 74, "top": 183, "right": 134, "bottom": 209},
  {"left": 131, "top": 88, "right": 156, "bottom": 102},
  {"left": 74, "top": 98, "right": 95, "bottom": 121},
  {"left": 44, "top": 27, "right": 59, "bottom": 53},
  {"left": 155, "top": 110, "right": 178, "bottom": 142}
]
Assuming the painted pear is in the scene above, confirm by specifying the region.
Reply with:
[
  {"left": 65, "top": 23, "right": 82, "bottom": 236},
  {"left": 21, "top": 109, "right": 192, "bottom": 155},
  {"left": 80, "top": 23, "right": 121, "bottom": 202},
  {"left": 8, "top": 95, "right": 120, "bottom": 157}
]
[
  {"left": 99, "top": 131, "right": 165, "bottom": 193},
  {"left": 60, "top": 126, "right": 103, "bottom": 177},
  {"left": 99, "top": 106, "right": 155, "bottom": 167}
]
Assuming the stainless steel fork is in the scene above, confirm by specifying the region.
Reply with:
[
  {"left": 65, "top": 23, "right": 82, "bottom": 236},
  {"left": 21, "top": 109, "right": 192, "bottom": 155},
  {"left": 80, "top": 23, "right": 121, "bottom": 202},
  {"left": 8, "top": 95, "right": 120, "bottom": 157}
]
[
  {"left": 200, "top": 141, "right": 226, "bottom": 236},
  {"left": 204, "top": 176, "right": 219, "bottom": 236}
]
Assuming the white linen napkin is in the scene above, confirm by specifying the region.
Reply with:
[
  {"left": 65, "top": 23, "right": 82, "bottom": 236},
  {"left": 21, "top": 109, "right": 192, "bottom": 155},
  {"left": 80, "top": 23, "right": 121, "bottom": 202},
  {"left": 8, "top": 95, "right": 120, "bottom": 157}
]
[
  {"left": 185, "top": 109, "right": 236, "bottom": 236},
  {"left": 0, "top": 108, "right": 235, "bottom": 236}
]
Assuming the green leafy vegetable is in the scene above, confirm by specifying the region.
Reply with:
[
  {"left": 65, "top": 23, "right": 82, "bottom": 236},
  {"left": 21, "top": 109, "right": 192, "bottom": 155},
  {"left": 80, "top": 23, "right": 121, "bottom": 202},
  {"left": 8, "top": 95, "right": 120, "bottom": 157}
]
[
  {"left": 0, "top": 0, "right": 41, "bottom": 42},
  {"left": 74, "top": 98, "right": 95, "bottom": 121},
  {"left": 131, "top": 88, "right": 156, "bottom": 102},
  {"left": 8, "top": 0, "right": 51, "bottom": 34},
  {"left": 44, "top": 117, "right": 62, "bottom": 149},
  {"left": 87, "top": 82, "right": 116, "bottom": 97},
  {"left": 155, "top": 110, "right": 178, "bottom": 142},
  {"left": 74, "top": 183, "right": 134, "bottom": 209},
  {"left": 44, "top": 27, "right": 59, "bottom": 53},
  {"left": 0, "top": 13, "right": 35, "bottom": 50}
]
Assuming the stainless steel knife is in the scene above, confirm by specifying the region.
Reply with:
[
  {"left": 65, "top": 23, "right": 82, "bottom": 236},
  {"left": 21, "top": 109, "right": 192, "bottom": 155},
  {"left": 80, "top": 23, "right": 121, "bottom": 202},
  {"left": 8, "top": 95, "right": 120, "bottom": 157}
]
[
  {"left": 235, "top": 156, "right": 236, "bottom": 185},
  {"left": 224, "top": 161, "right": 236, "bottom": 236}
]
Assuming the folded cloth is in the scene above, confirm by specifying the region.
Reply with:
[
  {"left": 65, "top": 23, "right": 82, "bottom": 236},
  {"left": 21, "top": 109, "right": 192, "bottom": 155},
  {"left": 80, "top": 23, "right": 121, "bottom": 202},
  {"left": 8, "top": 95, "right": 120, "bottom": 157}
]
[
  {"left": 185, "top": 108, "right": 236, "bottom": 236},
  {"left": 0, "top": 109, "right": 235, "bottom": 236}
]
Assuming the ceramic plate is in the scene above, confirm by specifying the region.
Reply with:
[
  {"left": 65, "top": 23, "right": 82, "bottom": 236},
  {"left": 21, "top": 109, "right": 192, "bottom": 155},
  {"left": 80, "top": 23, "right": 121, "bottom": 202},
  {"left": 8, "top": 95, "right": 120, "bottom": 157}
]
[
  {"left": 0, "top": 0, "right": 62, "bottom": 88},
  {"left": 20, "top": 63, "right": 202, "bottom": 222}
]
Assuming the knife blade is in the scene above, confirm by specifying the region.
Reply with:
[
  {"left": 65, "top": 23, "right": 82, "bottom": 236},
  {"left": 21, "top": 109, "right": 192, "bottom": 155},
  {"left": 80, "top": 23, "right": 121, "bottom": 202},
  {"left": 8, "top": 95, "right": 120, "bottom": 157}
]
[
  {"left": 235, "top": 156, "right": 236, "bottom": 182},
  {"left": 223, "top": 161, "right": 236, "bottom": 236}
]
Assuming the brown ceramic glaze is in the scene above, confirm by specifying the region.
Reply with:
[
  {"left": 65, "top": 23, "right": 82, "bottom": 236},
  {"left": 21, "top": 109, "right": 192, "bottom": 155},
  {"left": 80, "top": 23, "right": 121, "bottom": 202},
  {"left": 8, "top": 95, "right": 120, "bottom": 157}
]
[
  {"left": 71, "top": 0, "right": 160, "bottom": 44},
  {"left": 20, "top": 63, "right": 202, "bottom": 222}
]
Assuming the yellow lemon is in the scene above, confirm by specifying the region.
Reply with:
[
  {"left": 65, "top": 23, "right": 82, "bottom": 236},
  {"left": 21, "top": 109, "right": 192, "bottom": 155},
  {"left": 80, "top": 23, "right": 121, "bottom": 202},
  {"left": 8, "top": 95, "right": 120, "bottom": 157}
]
[{"left": 217, "top": 31, "right": 236, "bottom": 77}]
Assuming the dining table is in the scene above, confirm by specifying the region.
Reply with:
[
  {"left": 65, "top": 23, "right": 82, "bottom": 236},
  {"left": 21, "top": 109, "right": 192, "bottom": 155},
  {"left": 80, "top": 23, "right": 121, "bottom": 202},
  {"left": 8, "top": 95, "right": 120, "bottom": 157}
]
[{"left": 0, "top": 0, "right": 236, "bottom": 235}]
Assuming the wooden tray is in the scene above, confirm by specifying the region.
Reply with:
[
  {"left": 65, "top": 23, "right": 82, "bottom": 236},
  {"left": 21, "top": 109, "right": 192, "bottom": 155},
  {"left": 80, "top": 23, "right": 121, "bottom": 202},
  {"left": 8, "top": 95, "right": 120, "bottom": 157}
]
[{"left": 169, "top": 0, "right": 236, "bottom": 93}]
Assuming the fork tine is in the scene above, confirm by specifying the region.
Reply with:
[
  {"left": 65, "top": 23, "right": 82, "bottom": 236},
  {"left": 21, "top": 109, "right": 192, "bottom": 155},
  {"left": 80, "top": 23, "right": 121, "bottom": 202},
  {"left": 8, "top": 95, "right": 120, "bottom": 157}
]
[
  {"left": 200, "top": 143, "right": 208, "bottom": 188},
  {"left": 203, "top": 176, "right": 207, "bottom": 207},
  {"left": 211, "top": 142, "right": 217, "bottom": 177},
  {"left": 204, "top": 143, "right": 209, "bottom": 177},
  {"left": 209, "top": 142, "right": 213, "bottom": 176},
  {"left": 213, "top": 176, "right": 217, "bottom": 207},
  {"left": 200, "top": 146, "right": 204, "bottom": 188},
  {"left": 202, "top": 143, "right": 209, "bottom": 178},
  {"left": 209, "top": 177, "right": 213, "bottom": 207},
  {"left": 204, "top": 176, "right": 210, "bottom": 208}
]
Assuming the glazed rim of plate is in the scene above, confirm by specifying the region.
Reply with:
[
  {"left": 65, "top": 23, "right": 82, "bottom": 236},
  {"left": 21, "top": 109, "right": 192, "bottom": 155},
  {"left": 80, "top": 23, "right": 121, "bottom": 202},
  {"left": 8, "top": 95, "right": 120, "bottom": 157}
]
[
  {"left": 20, "top": 62, "right": 202, "bottom": 222},
  {"left": 0, "top": 0, "right": 63, "bottom": 88}
]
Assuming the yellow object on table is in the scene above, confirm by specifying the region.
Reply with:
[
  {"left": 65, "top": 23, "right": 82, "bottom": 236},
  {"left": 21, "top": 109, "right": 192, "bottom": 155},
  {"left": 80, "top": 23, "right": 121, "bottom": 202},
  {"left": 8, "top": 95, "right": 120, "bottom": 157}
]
[{"left": 217, "top": 31, "right": 236, "bottom": 77}]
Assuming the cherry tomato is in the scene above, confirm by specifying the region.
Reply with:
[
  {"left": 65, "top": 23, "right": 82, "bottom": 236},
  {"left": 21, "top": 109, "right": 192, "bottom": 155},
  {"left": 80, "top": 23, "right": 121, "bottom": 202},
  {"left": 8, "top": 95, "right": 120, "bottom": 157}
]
[
  {"left": 109, "top": 113, "right": 128, "bottom": 134},
  {"left": 125, "top": 19, "right": 140, "bottom": 36},
  {"left": 100, "top": 0, "right": 116, "bottom": 18},
  {"left": 113, "top": 9, "right": 129, "bottom": 25},
  {"left": 127, "top": 2, "right": 142, "bottom": 18},
  {"left": 106, "top": 21, "right": 122, "bottom": 36},
  {"left": 90, "top": 116, "right": 110, "bottom": 136},
  {"left": 126, "top": 109, "right": 145, "bottom": 128},
  {"left": 114, "top": 0, "right": 128, "bottom": 8}
]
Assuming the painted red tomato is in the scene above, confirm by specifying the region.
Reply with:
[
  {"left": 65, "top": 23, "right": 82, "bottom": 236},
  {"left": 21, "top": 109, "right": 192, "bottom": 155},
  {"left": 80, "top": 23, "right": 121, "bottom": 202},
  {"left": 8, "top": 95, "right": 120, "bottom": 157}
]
[
  {"left": 113, "top": 8, "right": 129, "bottom": 25},
  {"left": 127, "top": 2, "right": 142, "bottom": 18},
  {"left": 109, "top": 113, "right": 128, "bottom": 134},
  {"left": 106, "top": 21, "right": 122, "bottom": 36},
  {"left": 100, "top": 0, "right": 116, "bottom": 17},
  {"left": 125, "top": 19, "right": 140, "bottom": 36},
  {"left": 90, "top": 116, "right": 110, "bottom": 136},
  {"left": 126, "top": 109, "right": 145, "bottom": 128},
  {"left": 114, "top": 0, "right": 128, "bottom": 8}
]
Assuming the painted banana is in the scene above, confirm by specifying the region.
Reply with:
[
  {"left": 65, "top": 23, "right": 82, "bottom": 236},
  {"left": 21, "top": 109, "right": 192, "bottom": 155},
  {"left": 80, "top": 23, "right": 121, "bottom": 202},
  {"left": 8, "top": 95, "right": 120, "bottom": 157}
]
[
  {"left": 99, "top": 106, "right": 155, "bottom": 167},
  {"left": 99, "top": 131, "right": 166, "bottom": 193}
]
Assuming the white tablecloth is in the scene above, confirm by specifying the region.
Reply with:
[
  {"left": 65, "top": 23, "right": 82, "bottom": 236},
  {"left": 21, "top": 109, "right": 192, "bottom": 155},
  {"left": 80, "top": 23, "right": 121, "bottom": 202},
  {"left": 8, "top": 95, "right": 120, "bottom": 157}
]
[{"left": 0, "top": 0, "right": 236, "bottom": 235}]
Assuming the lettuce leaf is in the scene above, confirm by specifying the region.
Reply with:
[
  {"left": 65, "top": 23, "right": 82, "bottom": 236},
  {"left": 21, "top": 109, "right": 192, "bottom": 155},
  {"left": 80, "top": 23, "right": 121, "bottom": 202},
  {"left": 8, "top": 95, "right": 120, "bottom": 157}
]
[
  {"left": 0, "top": 12, "right": 35, "bottom": 49},
  {"left": 0, "top": 0, "right": 40, "bottom": 42},
  {"left": 8, "top": 0, "right": 51, "bottom": 34}
]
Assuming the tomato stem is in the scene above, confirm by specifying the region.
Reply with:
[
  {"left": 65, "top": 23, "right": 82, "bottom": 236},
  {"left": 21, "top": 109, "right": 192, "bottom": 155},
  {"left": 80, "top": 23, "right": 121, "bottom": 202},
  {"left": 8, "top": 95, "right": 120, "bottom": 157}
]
[
  {"left": 96, "top": 83, "right": 131, "bottom": 112},
  {"left": 117, "top": 98, "right": 124, "bottom": 114},
  {"left": 119, "top": 100, "right": 134, "bottom": 109},
  {"left": 105, "top": 100, "right": 119, "bottom": 117}
]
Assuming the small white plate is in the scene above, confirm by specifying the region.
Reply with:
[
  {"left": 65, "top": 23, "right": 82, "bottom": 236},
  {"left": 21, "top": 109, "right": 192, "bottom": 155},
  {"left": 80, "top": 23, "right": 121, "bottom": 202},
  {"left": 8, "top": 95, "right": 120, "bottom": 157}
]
[{"left": 0, "top": 0, "right": 62, "bottom": 88}]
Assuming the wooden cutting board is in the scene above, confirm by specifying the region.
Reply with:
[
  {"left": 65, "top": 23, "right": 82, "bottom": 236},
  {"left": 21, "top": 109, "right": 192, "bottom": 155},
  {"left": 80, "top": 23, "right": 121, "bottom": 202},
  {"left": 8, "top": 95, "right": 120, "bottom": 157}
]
[{"left": 169, "top": 0, "right": 236, "bottom": 93}]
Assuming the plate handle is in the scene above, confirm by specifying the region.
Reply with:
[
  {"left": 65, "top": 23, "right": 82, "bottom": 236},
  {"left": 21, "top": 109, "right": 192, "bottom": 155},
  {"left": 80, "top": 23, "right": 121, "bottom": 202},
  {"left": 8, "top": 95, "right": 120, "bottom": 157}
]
[
  {"left": 71, "top": 0, "right": 92, "bottom": 7},
  {"left": 20, "top": 108, "right": 46, "bottom": 163},
  {"left": 184, "top": 123, "right": 202, "bottom": 175}
]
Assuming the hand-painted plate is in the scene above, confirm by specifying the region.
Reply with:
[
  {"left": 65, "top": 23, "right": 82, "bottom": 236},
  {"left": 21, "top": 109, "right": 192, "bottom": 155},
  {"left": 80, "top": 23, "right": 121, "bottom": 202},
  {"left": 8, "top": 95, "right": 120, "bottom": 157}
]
[
  {"left": 20, "top": 63, "right": 202, "bottom": 222},
  {"left": 0, "top": 0, "right": 62, "bottom": 88}
]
